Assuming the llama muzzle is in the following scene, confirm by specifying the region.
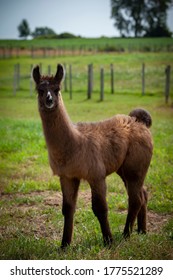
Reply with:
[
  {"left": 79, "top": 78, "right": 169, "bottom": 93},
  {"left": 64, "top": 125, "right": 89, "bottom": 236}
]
[{"left": 45, "top": 91, "right": 54, "bottom": 109}]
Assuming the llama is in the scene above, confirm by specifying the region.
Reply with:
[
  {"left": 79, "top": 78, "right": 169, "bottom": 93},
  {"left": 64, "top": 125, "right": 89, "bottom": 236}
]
[{"left": 32, "top": 64, "right": 153, "bottom": 247}]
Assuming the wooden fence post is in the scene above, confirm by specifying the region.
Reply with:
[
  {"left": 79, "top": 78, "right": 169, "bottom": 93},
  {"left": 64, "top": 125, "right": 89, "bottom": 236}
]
[
  {"left": 39, "top": 63, "right": 42, "bottom": 74},
  {"left": 64, "top": 64, "right": 68, "bottom": 92},
  {"left": 91, "top": 64, "right": 93, "bottom": 92},
  {"left": 16, "top": 63, "right": 20, "bottom": 90},
  {"left": 69, "top": 65, "right": 72, "bottom": 99},
  {"left": 13, "top": 63, "right": 20, "bottom": 95},
  {"left": 100, "top": 67, "right": 104, "bottom": 101},
  {"left": 48, "top": 65, "right": 51, "bottom": 75},
  {"left": 87, "top": 64, "right": 93, "bottom": 99},
  {"left": 110, "top": 64, "right": 114, "bottom": 94},
  {"left": 17, "top": 63, "right": 19, "bottom": 88},
  {"left": 30, "top": 64, "right": 33, "bottom": 96},
  {"left": 165, "top": 65, "right": 171, "bottom": 104},
  {"left": 142, "top": 63, "right": 145, "bottom": 95}
]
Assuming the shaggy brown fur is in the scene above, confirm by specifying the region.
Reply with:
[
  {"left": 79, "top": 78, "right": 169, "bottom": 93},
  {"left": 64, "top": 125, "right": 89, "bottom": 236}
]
[
  {"left": 32, "top": 64, "right": 153, "bottom": 247},
  {"left": 129, "top": 108, "right": 152, "bottom": 128}
]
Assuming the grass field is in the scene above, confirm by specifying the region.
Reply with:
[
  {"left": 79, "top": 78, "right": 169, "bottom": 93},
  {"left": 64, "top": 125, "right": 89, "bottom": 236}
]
[
  {"left": 0, "top": 50, "right": 173, "bottom": 260},
  {"left": 0, "top": 37, "right": 173, "bottom": 53}
]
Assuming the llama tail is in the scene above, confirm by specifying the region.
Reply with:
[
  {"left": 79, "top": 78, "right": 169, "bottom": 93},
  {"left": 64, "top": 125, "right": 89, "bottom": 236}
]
[{"left": 129, "top": 108, "right": 152, "bottom": 128}]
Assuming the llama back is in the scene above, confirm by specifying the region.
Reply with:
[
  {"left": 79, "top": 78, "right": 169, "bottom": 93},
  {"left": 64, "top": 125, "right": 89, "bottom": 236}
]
[{"left": 75, "top": 115, "right": 139, "bottom": 177}]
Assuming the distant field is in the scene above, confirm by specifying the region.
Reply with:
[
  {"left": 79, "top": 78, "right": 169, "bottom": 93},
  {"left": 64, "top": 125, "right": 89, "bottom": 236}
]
[{"left": 0, "top": 37, "right": 173, "bottom": 55}]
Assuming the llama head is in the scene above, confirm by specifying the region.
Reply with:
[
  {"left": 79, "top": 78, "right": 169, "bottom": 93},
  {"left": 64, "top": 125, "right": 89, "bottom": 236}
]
[{"left": 32, "top": 64, "right": 65, "bottom": 111}]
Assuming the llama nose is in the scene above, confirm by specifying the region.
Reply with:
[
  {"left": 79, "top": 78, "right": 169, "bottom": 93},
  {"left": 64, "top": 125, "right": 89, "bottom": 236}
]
[
  {"left": 47, "top": 91, "right": 53, "bottom": 101},
  {"left": 46, "top": 91, "right": 54, "bottom": 108}
]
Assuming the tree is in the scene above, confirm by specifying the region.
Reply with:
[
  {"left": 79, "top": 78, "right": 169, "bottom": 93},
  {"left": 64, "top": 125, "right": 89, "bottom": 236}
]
[
  {"left": 18, "top": 19, "right": 30, "bottom": 39},
  {"left": 32, "top": 27, "right": 57, "bottom": 38},
  {"left": 111, "top": 0, "right": 146, "bottom": 37},
  {"left": 144, "top": 0, "right": 173, "bottom": 37},
  {"left": 111, "top": 0, "right": 173, "bottom": 37}
]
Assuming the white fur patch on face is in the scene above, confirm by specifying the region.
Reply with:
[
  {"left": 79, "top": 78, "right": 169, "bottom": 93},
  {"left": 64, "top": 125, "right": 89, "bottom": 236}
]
[
  {"left": 45, "top": 90, "right": 54, "bottom": 109},
  {"left": 47, "top": 91, "right": 53, "bottom": 100}
]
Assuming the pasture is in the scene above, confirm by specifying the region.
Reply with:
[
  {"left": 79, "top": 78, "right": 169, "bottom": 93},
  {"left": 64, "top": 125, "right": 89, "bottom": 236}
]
[
  {"left": 0, "top": 49, "right": 173, "bottom": 259},
  {"left": 0, "top": 37, "right": 173, "bottom": 55}
]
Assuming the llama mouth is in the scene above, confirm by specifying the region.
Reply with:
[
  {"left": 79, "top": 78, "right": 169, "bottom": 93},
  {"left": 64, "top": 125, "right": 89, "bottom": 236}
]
[
  {"left": 45, "top": 101, "right": 55, "bottom": 109},
  {"left": 39, "top": 101, "right": 56, "bottom": 111}
]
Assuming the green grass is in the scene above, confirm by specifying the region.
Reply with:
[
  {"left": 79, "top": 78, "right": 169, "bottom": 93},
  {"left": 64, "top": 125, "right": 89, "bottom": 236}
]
[{"left": 0, "top": 52, "right": 173, "bottom": 259}]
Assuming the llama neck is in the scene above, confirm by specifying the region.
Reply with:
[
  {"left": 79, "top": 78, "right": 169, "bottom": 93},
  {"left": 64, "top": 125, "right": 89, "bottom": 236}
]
[{"left": 40, "top": 94, "right": 76, "bottom": 155}]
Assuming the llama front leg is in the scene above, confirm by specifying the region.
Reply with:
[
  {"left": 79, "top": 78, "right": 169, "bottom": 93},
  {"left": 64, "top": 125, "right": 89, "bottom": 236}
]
[
  {"left": 90, "top": 180, "right": 113, "bottom": 245},
  {"left": 60, "top": 176, "right": 80, "bottom": 248}
]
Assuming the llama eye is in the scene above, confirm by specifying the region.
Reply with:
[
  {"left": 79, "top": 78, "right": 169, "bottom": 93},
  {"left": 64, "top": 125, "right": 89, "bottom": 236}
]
[
  {"left": 54, "top": 89, "right": 59, "bottom": 95},
  {"left": 38, "top": 89, "right": 44, "bottom": 96}
]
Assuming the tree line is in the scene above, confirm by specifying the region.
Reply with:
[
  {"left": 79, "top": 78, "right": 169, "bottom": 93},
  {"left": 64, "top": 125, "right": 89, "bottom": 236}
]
[{"left": 18, "top": 20, "right": 79, "bottom": 39}]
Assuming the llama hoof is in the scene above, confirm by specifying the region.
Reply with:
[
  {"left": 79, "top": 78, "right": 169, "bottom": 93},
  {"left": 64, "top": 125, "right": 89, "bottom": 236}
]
[
  {"left": 60, "top": 241, "right": 71, "bottom": 250},
  {"left": 123, "top": 231, "right": 130, "bottom": 239},
  {"left": 137, "top": 229, "right": 147, "bottom": 235},
  {"left": 103, "top": 236, "right": 113, "bottom": 247}
]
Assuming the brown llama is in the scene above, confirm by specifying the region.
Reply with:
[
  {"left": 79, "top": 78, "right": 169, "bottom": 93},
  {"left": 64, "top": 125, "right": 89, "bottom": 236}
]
[{"left": 32, "top": 64, "right": 153, "bottom": 248}]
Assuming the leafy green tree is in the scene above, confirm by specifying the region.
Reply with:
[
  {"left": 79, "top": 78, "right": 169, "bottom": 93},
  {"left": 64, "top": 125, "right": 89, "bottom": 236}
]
[
  {"left": 144, "top": 0, "right": 172, "bottom": 37},
  {"left": 18, "top": 19, "right": 30, "bottom": 39},
  {"left": 32, "top": 27, "right": 57, "bottom": 38},
  {"left": 111, "top": 0, "right": 146, "bottom": 37},
  {"left": 111, "top": 0, "right": 173, "bottom": 37}
]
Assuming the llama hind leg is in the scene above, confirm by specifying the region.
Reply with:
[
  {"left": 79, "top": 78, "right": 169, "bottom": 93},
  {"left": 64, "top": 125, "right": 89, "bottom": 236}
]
[
  {"left": 137, "top": 188, "right": 148, "bottom": 234},
  {"left": 60, "top": 176, "right": 80, "bottom": 248},
  {"left": 123, "top": 182, "right": 144, "bottom": 238},
  {"left": 90, "top": 180, "right": 113, "bottom": 245}
]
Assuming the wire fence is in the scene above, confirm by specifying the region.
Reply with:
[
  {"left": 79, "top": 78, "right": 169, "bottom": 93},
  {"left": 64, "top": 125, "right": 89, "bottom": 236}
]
[{"left": 1, "top": 62, "right": 172, "bottom": 103}]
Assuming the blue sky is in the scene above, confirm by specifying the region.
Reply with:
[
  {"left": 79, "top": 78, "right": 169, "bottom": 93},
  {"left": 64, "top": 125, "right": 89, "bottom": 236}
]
[{"left": 0, "top": 0, "right": 173, "bottom": 39}]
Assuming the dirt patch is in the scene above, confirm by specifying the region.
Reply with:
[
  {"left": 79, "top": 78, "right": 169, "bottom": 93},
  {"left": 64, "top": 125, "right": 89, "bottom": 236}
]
[
  {"left": 1, "top": 190, "right": 172, "bottom": 237},
  {"left": 147, "top": 211, "right": 172, "bottom": 233},
  {"left": 116, "top": 209, "right": 172, "bottom": 234}
]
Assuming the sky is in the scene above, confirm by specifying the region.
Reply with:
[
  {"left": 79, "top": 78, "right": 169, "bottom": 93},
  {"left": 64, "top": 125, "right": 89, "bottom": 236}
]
[{"left": 0, "top": 0, "right": 173, "bottom": 39}]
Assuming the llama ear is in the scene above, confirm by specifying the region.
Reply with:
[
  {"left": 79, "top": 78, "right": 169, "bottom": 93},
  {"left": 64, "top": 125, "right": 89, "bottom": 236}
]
[
  {"left": 54, "top": 64, "right": 65, "bottom": 83},
  {"left": 32, "top": 65, "right": 41, "bottom": 84}
]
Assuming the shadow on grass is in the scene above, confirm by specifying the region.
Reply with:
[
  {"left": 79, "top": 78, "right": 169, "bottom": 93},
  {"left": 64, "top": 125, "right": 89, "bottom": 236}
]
[{"left": 0, "top": 232, "right": 124, "bottom": 260}]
